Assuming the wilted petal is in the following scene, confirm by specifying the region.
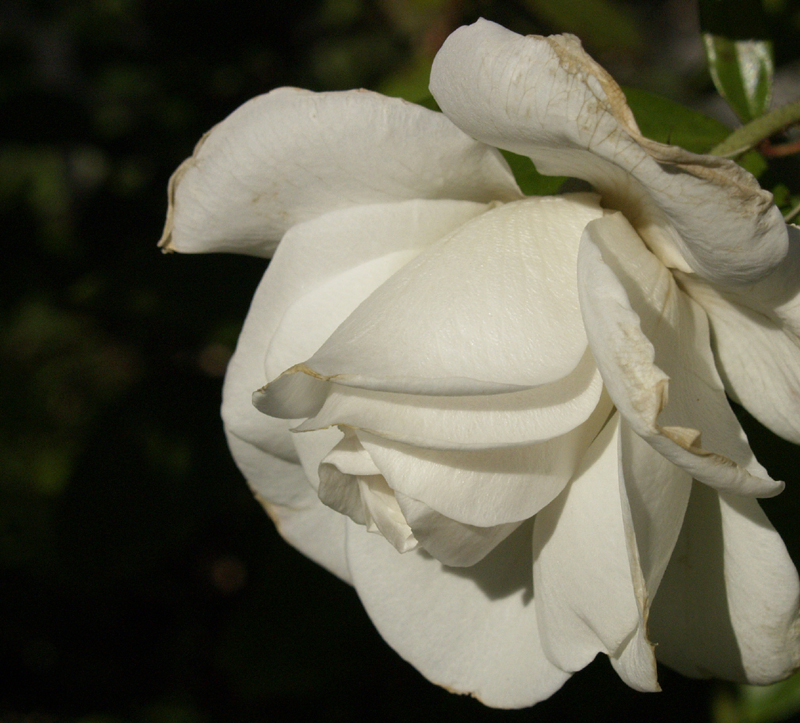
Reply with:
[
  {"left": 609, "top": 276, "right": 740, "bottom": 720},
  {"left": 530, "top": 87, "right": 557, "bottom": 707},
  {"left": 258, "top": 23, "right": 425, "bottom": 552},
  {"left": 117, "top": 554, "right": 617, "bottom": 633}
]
[
  {"left": 533, "top": 414, "right": 659, "bottom": 691},
  {"left": 577, "top": 212, "right": 782, "bottom": 497},
  {"left": 261, "top": 194, "right": 602, "bottom": 402},
  {"left": 677, "top": 225, "right": 800, "bottom": 444},
  {"left": 649, "top": 483, "right": 800, "bottom": 684},
  {"left": 430, "top": 19, "right": 787, "bottom": 285},
  {"left": 160, "top": 87, "right": 520, "bottom": 256},
  {"left": 346, "top": 519, "right": 570, "bottom": 708}
]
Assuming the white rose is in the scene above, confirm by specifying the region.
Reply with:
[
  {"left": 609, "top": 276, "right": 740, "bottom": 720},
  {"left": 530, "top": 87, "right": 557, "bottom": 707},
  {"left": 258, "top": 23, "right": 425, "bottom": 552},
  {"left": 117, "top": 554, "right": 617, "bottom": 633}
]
[{"left": 160, "top": 19, "right": 800, "bottom": 709}]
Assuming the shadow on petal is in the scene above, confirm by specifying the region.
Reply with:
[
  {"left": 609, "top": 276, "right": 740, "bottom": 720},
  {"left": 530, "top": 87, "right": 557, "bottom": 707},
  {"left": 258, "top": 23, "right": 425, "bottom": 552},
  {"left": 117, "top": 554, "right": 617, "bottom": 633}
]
[
  {"left": 442, "top": 518, "right": 534, "bottom": 603},
  {"left": 649, "top": 483, "right": 744, "bottom": 681}
]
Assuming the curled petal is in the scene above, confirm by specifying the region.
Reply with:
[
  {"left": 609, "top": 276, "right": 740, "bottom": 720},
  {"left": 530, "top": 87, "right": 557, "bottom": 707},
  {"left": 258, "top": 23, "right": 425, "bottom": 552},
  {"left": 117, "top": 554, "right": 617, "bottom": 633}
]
[
  {"left": 318, "top": 431, "right": 521, "bottom": 565},
  {"left": 161, "top": 87, "right": 520, "bottom": 256},
  {"left": 430, "top": 19, "right": 787, "bottom": 285},
  {"left": 394, "top": 492, "right": 520, "bottom": 567},
  {"left": 319, "top": 432, "right": 418, "bottom": 553},
  {"left": 577, "top": 212, "right": 782, "bottom": 497},
  {"left": 286, "top": 350, "right": 604, "bottom": 450}
]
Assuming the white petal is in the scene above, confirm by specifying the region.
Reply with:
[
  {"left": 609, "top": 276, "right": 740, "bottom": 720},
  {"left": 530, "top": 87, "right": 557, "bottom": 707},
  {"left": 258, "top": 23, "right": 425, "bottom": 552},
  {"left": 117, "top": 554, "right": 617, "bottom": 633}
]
[
  {"left": 577, "top": 212, "right": 782, "bottom": 497},
  {"left": 261, "top": 194, "right": 602, "bottom": 402},
  {"left": 260, "top": 495, "right": 351, "bottom": 584},
  {"left": 532, "top": 414, "right": 659, "bottom": 691},
  {"left": 351, "top": 392, "right": 612, "bottom": 527},
  {"left": 318, "top": 431, "right": 518, "bottom": 565},
  {"left": 219, "top": 250, "right": 349, "bottom": 580},
  {"left": 649, "top": 483, "right": 800, "bottom": 684},
  {"left": 618, "top": 420, "right": 692, "bottom": 596},
  {"left": 346, "top": 519, "right": 571, "bottom": 708},
  {"left": 677, "top": 225, "right": 800, "bottom": 444},
  {"left": 161, "top": 88, "right": 521, "bottom": 256},
  {"left": 430, "top": 19, "right": 788, "bottom": 285},
  {"left": 224, "top": 200, "right": 482, "bottom": 463},
  {"left": 318, "top": 432, "right": 418, "bottom": 554},
  {"left": 394, "top": 492, "right": 521, "bottom": 567},
  {"left": 288, "top": 349, "right": 604, "bottom": 450},
  {"left": 222, "top": 267, "right": 299, "bottom": 478}
]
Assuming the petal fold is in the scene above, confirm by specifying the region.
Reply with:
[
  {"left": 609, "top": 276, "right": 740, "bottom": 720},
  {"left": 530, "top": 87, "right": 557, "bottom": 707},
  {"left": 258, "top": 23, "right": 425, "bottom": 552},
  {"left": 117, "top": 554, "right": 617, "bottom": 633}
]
[
  {"left": 577, "top": 212, "right": 782, "bottom": 497},
  {"left": 533, "top": 414, "right": 659, "bottom": 691},
  {"left": 352, "top": 392, "right": 611, "bottom": 526},
  {"left": 284, "top": 349, "right": 604, "bottom": 450}
]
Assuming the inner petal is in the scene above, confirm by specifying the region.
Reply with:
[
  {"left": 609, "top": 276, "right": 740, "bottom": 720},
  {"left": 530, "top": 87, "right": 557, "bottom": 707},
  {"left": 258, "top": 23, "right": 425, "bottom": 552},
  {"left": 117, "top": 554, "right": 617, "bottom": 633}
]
[{"left": 289, "top": 193, "right": 604, "bottom": 395}]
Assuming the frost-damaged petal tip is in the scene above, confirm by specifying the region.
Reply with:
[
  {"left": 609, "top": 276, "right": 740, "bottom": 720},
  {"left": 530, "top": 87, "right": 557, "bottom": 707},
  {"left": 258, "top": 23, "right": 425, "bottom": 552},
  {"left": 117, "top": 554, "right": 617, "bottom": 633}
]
[{"left": 430, "top": 19, "right": 788, "bottom": 285}]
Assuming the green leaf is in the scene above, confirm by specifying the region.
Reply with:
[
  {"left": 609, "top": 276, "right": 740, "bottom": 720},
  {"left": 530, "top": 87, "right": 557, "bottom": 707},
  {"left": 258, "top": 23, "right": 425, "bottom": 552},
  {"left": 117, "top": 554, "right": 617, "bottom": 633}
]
[
  {"left": 703, "top": 34, "right": 774, "bottom": 122},
  {"left": 713, "top": 671, "right": 800, "bottom": 723},
  {"left": 621, "top": 86, "right": 731, "bottom": 153},
  {"left": 500, "top": 151, "right": 567, "bottom": 196}
]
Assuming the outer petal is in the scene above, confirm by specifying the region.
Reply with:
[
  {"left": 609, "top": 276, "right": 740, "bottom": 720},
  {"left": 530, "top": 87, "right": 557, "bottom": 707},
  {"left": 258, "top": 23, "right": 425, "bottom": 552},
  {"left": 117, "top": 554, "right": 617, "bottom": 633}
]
[
  {"left": 261, "top": 493, "right": 351, "bottom": 584},
  {"left": 577, "top": 212, "right": 782, "bottom": 497},
  {"left": 677, "top": 225, "right": 800, "bottom": 444},
  {"left": 648, "top": 483, "right": 800, "bottom": 684},
  {"left": 346, "top": 519, "right": 571, "bottom": 708},
  {"left": 160, "top": 87, "right": 521, "bottom": 256},
  {"left": 260, "top": 194, "right": 602, "bottom": 401},
  {"left": 532, "top": 414, "right": 659, "bottom": 691},
  {"left": 430, "top": 19, "right": 787, "bottom": 285}
]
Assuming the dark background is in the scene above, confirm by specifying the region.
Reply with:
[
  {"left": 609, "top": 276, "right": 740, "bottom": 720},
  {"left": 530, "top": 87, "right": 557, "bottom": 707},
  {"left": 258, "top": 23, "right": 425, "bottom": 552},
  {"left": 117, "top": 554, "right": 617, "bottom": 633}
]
[{"left": 3, "top": 0, "right": 800, "bottom": 721}]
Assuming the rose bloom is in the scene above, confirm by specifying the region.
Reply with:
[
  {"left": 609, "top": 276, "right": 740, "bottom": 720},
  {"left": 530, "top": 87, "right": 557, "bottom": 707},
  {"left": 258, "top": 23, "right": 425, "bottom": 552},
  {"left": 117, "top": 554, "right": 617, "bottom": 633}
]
[{"left": 160, "top": 20, "right": 800, "bottom": 708}]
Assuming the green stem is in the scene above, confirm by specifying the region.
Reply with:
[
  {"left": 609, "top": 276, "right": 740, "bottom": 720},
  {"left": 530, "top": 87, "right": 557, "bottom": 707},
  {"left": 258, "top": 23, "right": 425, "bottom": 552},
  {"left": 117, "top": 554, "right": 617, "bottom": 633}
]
[{"left": 710, "top": 98, "right": 800, "bottom": 157}]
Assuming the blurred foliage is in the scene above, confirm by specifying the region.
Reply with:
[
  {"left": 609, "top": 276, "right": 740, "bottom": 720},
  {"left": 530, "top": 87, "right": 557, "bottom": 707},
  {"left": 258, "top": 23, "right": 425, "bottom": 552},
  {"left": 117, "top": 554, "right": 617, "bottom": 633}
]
[{"left": 3, "top": 0, "right": 800, "bottom": 722}]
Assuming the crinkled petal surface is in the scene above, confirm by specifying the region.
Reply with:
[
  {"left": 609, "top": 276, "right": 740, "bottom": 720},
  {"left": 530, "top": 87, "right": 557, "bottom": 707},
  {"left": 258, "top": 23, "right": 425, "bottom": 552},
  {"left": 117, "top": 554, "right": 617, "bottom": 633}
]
[
  {"left": 346, "top": 518, "right": 570, "bottom": 708},
  {"left": 677, "top": 224, "right": 800, "bottom": 444},
  {"left": 430, "top": 19, "right": 788, "bottom": 285},
  {"left": 161, "top": 87, "right": 521, "bottom": 256},
  {"left": 649, "top": 483, "right": 800, "bottom": 684},
  {"left": 577, "top": 212, "right": 781, "bottom": 497}
]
